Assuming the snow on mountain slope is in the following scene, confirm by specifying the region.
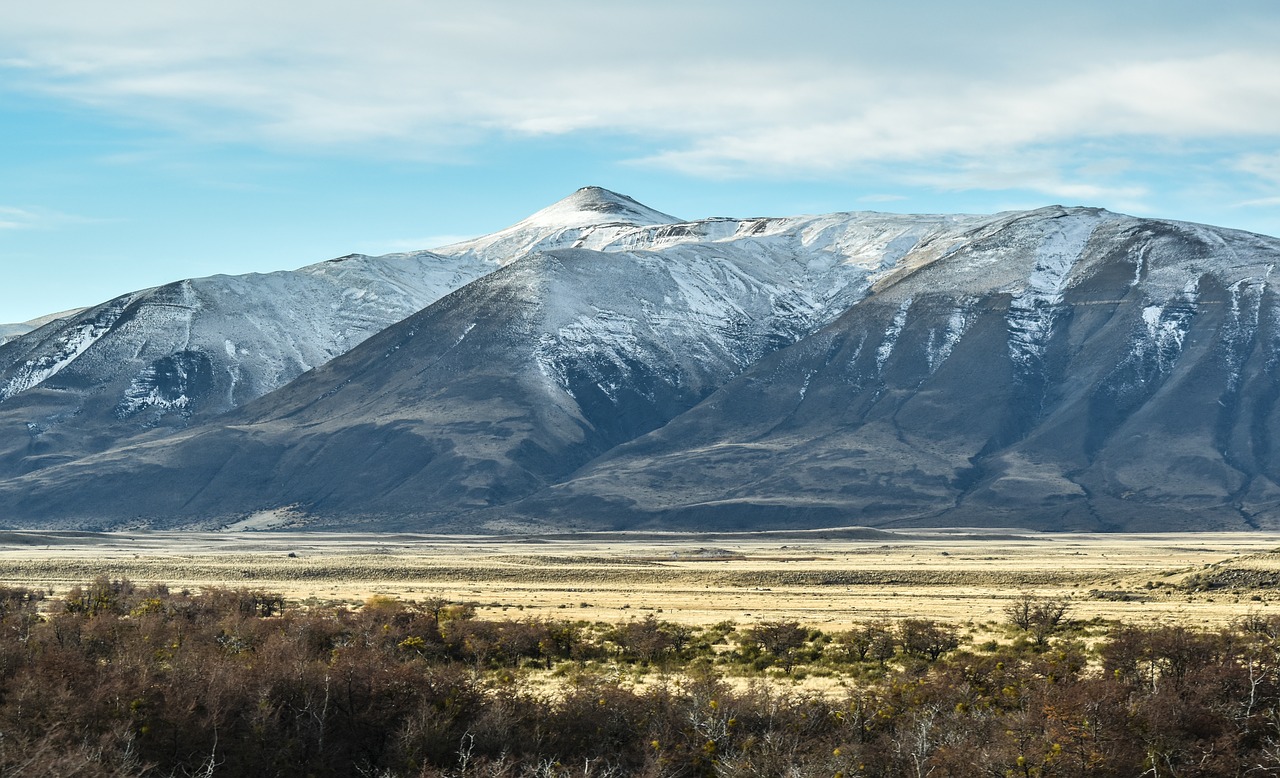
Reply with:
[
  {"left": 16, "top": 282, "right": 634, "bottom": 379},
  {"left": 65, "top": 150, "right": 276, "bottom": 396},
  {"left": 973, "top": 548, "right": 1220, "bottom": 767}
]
[
  {"left": 0, "top": 187, "right": 718, "bottom": 479},
  {"left": 525, "top": 213, "right": 1000, "bottom": 402},
  {"left": 0, "top": 198, "right": 1007, "bottom": 528},
  {"left": 0, "top": 188, "right": 686, "bottom": 409},
  {"left": 9, "top": 188, "right": 1280, "bottom": 533},
  {"left": 440, "top": 186, "right": 998, "bottom": 362},
  {"left": 0, "top": 251, "right": 495, "bottom": 409},
  {"left": 0, "top": 188, "right": 687, "bottom": 413},
  {"left": 436, "top": 186, "right": 682, "bottom": 263},
  {"left": 0, "top": 250, "right": 498, "bottom": 474},
  {"left": 439, "top": 186, "right": 991, "bottom": 296},
  {"left": 0, "top": 186, "right": 990, "bottom": 435},
  {"left": 497, "top": 211, "right": 1280, "bottom": 533}
]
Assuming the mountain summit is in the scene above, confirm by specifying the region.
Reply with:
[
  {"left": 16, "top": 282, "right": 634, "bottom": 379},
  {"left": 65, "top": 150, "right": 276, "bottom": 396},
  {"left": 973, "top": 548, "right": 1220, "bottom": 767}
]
[
  {"left": 519, "top": 186, "right": 681, "bottom": 228},
  {"left": 1, "top": 192, "right": 1279, "bottom": 533},
  {"left": 435, "top": 186, "right": 680, "bottom": 263}
]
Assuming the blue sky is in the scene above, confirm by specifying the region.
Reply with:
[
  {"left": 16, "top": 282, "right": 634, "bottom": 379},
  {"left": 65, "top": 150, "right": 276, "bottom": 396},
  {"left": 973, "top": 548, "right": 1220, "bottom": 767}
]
[{"left": 2, "top": 1, "right": 1279, "bottom": 323}]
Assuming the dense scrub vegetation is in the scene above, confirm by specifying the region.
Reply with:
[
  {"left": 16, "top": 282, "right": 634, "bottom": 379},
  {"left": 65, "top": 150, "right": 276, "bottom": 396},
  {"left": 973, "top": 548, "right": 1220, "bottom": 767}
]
[{"left": 3, "top": 580, "right": 1280, "bottom": 776}]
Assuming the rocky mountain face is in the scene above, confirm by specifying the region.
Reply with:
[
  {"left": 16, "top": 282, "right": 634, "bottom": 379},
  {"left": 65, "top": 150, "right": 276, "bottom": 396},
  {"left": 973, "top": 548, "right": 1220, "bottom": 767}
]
[
  {"left": 0, "top": 187, "right": 678, "bottom": 480},
  {"left": 506, "top": 209, "right": 1280, "bottom": 531},
  {"left": 1, "top": 189, "right": 1278, "bottom": 532},
  {"left": 0, "top": 251, "right": 498, "bottom": 476}
]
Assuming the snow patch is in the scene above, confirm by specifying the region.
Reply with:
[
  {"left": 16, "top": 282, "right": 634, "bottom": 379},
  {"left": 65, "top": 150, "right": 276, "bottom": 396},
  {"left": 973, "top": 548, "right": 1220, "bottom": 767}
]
[
  {"left": 1006, "top": 214, "right": 1099, "bottom": 376},
  {"left": 1138, "top": 300, "right": 1193, "bottom": 373},
  {"left": 116, "top": 350, "right": 212, "bottom": 419},
  {"left": 926, "top": 301, "right": 974, "bottom": 373},
  {"left": 0, "top": 298, "right": 132, "bottom": 401},
  {"left": 535, "top": 333, "right": 575, "bottom": 398},
  {"left": 876, "top": 298, "right": 913, "bottom": 375},
  {"left": 1222, "top": 274, "right": 1269, "bottom": 392},
  {"left": 552, "top": 311, "right": 646, "bottom": 402}
]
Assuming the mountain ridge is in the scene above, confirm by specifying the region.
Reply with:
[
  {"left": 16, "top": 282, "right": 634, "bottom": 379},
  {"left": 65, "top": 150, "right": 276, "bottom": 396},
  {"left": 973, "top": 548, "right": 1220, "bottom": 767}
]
[
  {"left": 0, "top": 186, "right": 689, "bottom": 481},
  {"left": 1, "top": 190, "right": 1278, "bottom": 532}
]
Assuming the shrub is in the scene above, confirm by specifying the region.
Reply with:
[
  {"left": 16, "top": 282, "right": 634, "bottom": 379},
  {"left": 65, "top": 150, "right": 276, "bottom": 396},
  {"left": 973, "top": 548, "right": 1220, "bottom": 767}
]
[
  {"left": 1004, "top": 592, "right": 1071, "bottom": 646},
  {"left": 2, "top": 580, "right": 1280, "bottom": 776}
]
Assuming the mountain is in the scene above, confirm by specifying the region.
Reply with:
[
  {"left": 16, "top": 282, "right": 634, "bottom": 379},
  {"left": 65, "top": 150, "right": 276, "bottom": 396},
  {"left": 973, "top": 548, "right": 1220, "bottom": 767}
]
[
  {"left": 1, "top": 189, "right": 1279, "bottom": 532},
  {"left": 0, "top": 187, "right": 670, "bottom": 480},
  {"left": 0, "top": 308, "right": 84, "bottom": 346},
  {"left": 499, "top": 208, "right": 1280, "bottom": 532},
  {"left": 436, "top": 185, "right": 682, "bottom": 262},
  {"left": 0, "top": 193, "right": 989, "bottom": 529},
  {"left": 0, "top": 251, "right": 496, "bottom": 475}
]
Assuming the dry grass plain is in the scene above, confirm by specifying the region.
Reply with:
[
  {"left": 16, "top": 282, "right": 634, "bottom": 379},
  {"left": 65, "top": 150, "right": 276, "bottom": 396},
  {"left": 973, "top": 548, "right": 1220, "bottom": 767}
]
[{"left": 2, "top": 526, "right": 1279, "bottom": 630}]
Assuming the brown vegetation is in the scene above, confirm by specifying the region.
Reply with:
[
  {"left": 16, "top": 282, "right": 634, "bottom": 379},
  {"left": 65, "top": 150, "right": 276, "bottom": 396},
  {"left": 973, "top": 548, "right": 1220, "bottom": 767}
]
[
  {"left": 1, "top": 578, "right": 1280, "bottom": 776},
  {"left": 1, "top": 531, "right": 1278, "bottom": 632}
]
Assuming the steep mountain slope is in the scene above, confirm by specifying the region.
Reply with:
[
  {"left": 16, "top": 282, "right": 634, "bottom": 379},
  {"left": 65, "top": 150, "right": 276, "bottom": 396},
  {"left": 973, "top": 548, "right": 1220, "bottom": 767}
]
[
  {"left": 0, "top": 251, "right": 496, "bottom": 474},
  {"left": 0, "top": 203, "right": 990, "bottom": 528},
  {"left": 501, "top": 208, "right": 1280, "bottom": 531},
  {"left": 4, "top": 189, "right": 1279, "bottom": 533},
  {"left": 0, "top": 187, "right": 673, "bottom": 478}
]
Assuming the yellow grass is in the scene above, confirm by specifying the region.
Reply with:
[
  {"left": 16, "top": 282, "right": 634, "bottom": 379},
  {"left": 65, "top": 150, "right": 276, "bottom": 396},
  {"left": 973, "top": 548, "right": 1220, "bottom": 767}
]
[{"left": 2, "top": 528, "right": 1278, "bottom": 631}]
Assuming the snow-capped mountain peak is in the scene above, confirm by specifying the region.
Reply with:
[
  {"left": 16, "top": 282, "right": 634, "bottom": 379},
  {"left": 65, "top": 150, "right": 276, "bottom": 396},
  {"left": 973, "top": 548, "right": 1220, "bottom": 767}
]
[
  {"left": 6, "top": 192, "right": 1280, "bottom": 535},
  {"left": 436, "top": 187, "right": 680, "bottom": 264},
  {"left": 519, "top": 186, "right": 680, "bottom": 228}
]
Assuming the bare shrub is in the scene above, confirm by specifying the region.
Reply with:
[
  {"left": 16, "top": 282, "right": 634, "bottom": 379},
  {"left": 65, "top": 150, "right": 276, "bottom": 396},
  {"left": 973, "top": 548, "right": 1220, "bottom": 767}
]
[
  {"left": 897, "top": 618, "right": 960, "bottom": 661},
  {"left": 1004, "top": 592, "right": 1071, "bottom": 645},
  {"left": 743, "top": 620, "right": 808, "bottom": 669}
]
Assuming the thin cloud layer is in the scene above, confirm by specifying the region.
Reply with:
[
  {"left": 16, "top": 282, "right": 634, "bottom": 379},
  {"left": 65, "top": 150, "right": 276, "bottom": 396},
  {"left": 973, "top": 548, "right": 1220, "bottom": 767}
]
[
  {"left": 0, "top": 206, "right": 94, "bottom": 231},
  {"left": 2, "top": 1, "right": 1278, "bottom": 202},
  {"left": 0, "top": 207, "right": 40, "bottom": 230},
  {"left": 1237, "top": 153, "right": 1280, "bottom": 186},
  {"left": 642, "top": 52, "right": 1280, "bottom": 172},
  {"left": 2, "top": 1, "right": 1279, "bottom": 325}
]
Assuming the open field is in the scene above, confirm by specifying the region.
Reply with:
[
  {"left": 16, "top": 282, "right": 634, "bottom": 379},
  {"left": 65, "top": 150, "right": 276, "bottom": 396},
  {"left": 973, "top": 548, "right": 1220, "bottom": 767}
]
[
  {"left": 5, "top": 527, "right": 1280, "bottom": 774},
  {"left": 2, "top": 527, "right": 1279, "bottom": 629}
]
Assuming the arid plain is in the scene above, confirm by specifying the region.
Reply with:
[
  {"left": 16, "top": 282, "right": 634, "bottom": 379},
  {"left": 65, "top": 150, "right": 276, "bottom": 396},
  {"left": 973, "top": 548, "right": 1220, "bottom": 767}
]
[{"left": 1, "top": 527, "right": 1278, "bottom": 629}]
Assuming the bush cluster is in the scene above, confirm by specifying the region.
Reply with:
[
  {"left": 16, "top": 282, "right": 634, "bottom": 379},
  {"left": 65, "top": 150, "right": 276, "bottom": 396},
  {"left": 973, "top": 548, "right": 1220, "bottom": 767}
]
[{"left": 2, "top": 580, "right": 1280, "bottom": 776}]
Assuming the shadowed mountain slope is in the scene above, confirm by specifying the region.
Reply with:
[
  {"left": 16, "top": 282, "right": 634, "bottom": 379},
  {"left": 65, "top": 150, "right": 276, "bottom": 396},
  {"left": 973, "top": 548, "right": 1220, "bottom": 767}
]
[
  {"left": 0, "top": 188, "right": 675, "bottom": 482},
  {"left": 2, "top": 191, "right": 1279, "bottom": 532},
  {"left": 0, "top": 251, "right": 495, "bottom": 476},
  {"left": 499, "top": 209, "right": 1280, "bottom": 531},
  {"left": 0, "top": 198, "right": 987, "bottom": 529}
]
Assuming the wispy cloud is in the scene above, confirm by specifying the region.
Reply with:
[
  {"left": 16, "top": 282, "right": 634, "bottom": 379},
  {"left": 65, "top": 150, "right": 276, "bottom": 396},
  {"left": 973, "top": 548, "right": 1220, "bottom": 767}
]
[
  {"left": 636, "top": 53, "right": 1280, "bottom": 182},
  {"left": 0, "top": 207, "right": 40, "bottom": 230},
  {"left": 1235, "top": 153, "right": 1280, "bottom": 185},
  {"left": 0, "top": 205, "right": 102, "bottom": 231},
  {"left": 877, "top": 149, "right": 1155, "bottom": 212},
  {"left": 1, "top": 1, "right": 1278, "bottom": 202},
  {"left": 1236, "top": 197, "right": 1280, "bottom": 208}
]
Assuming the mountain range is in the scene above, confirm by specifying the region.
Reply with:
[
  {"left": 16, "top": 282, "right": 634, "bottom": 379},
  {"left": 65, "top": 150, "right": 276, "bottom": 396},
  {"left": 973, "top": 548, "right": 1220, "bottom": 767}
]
[{"left": 2, "top": 187, "right": 1278, "bottom": 532}]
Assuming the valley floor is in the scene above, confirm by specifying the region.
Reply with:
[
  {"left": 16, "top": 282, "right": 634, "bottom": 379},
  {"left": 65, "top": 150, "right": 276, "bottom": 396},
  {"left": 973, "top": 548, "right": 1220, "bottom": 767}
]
[{"left": 0, "top": 527, "right": 1276, "bottom": 629}]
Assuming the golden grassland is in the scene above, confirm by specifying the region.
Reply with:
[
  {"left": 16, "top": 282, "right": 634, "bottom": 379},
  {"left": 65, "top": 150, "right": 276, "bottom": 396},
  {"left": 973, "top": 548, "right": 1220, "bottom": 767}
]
[{"left": 1, "top": 527, "right": 1278, "bottom": 630}]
